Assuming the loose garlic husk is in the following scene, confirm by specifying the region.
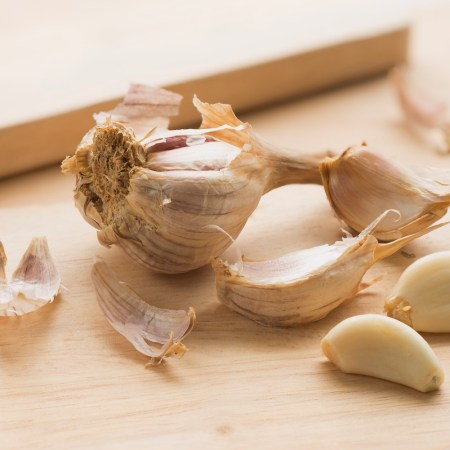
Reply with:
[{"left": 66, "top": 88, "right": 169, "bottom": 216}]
[
  {"left": 62, "top": 85, "right": 329, "bottom": 274},
  {"left": 320, "top": 143, "right": 450, "bottom": 241},
  {"left": 212, "top": 211, "right": 447, "bottom": 327},
  {"left": 385, "top": 251, "right": 450, "bottom": 332},
  {"left": 321, "top": 314, "right": 444, "bottom": 392},
  {"left": 91, "top": 259, "right": 195, "bottom": 365},
  {"left": 391, "top": 66, "right": 450, "bottom": 153},
  {"left": 0, "top": 238, "right": 61, "bottom": 316}
]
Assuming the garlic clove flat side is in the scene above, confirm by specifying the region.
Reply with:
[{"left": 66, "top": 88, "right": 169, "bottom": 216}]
[
  {"left": 385, "top": 251, "right": 450, "bottom": 332},
  {"left": 321, "top": 314, "right": 444, "bottom": 393}
]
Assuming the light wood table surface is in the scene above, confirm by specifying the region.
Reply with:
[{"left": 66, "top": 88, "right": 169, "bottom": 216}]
[{"left": 1, "top": 6, "right": 450, "bottom": 449}]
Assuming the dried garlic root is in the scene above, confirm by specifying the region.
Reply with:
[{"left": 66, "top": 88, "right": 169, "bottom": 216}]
[
  {"left": 321, "top": 314, "right": 444, "bottom": 393},
  {"left": 62, "top": 85, "right": 330, "bottom": 274},
  {"left": 0, "top": 237, "right": 61, "bottom": 317},
  {"left": 320, "top": 143, "right": 450, "bottom": 241},
  {"left": 385, "top": 251, "right": 450, "bottom": 332},
  {"left": 212, "top": 210, "right": 447, "bottom": 327},
  {"left": 91, "top": 259, "right": 195, "bottom": 365},
  {"left": 391, "top": 66, "right": 450, "bottom": 153}
]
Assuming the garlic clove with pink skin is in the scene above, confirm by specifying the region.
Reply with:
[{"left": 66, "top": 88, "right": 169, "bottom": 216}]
[
  {"left": 211, "top": 210, "right": 448, "bottom": 327},
  {"left": 62, "top": 86, "right": 331, "bottom": 274},
  {"left": 319, "top": 143, "right": 450, "bottom": 241}
]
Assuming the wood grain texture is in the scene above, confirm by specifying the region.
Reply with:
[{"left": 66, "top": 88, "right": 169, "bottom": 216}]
[{"left": 1, "top": 6, "right": 450, "bottom": 449}]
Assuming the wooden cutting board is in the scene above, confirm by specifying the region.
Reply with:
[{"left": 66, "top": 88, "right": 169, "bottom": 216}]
[
  {"left": 2, "top": 6, "right": 450, "bottom": 449},
  {"left": 0, "top": 0, "right": 410, "bottom": 178}
]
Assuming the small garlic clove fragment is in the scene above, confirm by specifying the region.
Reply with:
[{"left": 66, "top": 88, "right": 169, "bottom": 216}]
[
  {"left": 91, "top": 259, "right": 195, "bottom": 365},
  {"left": 321, "top": 314, "right": 444, "bottom": 393},
  {"left": 0, "top": 237, "right": 61, "bottom": 317},
  {"left": 63, "top": 86, "right": 331, "bottom": 274},
  {"left": 385, "top": 251, "right": 450, "bottom": 332},
  {"left": 320, "top": 143, "right": 450, "bottom": 241},
  {"left": 212, "top": 211, "right": 447, "bottom": 327}
]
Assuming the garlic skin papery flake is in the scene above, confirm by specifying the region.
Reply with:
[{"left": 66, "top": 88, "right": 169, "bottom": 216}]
[
  {"left": 91, "top": 259, "right": 195, "bottom": 365},
  {"left": 385, "top": 251, "right": 450, "bottom": 332},
  {"left": 212, "top": 211, "right": 447, "bottom": 327},
  {"left": 391, "top": 66, "right": 450, "bottom": 153},
  {"left": 62, "top": 85, "right": 330, "bottom": 274},
  {"left": 321, "top": 314, "right": 444, "bottom": 393},
  {"left": 320, "top": 143, "right": 450, "bottom": 241},
  {"left": 0, "top": 238, "right": 61, "bottom": 317}
]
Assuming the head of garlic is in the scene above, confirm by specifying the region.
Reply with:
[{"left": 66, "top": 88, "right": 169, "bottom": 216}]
[
  {"left": 385, "top": 251, "right": 450, "bottom": 332},
  {"left": 212, "top": 211, "right": 447, "bottom": 327},
  {"left": 62, "top": 86, "right": 329, "bottom": 274},
  {"left": 319, "top": 143, "right": 450, "bottom": 241}
]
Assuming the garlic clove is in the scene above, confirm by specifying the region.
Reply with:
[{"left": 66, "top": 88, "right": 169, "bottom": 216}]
[
  {"left": 91, "top": 259, "right": 195, "bottom": 365},
  {"left": 321, "top": 314, "right": 444, "bottom": 393},
  {"left": 63, "top": 86, "right": 330, "bottom": 274},
  {"left": 320, "top": 143, "right": 450, "bottom": 241},
  {"left": 0, "top": 238, "right": 61, "bottom": 317},
  {"left": 212, "top": 211, "right": 447, "bottom": 327},
  {"left": 385, "top": 251, "right": 450, "bottom": 332}
]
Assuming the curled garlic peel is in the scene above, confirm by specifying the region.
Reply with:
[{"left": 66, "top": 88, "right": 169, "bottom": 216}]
[
  {"left": 321, "top": 314, "right": 444, "bottom": 393},
  {"left": 0, "top": 238, "right": 61, "bottom": 317},
  {"left": 320, "top": 143, "right": 450, "bottom": 241},
  {"left": 91, "top": 259, "right": 195, "bottom": 365},
  {"left": 391, "top": 66, "right": 450, "bottom": 153},
  {"left": 212, "top": 211, "right": 447, "bottom": 327},
  {"left": 63, "top": 86, "right": 328, "bottom": 274},
  {"left": 385, "top": 251, "right": 450, "bottom": 332}
]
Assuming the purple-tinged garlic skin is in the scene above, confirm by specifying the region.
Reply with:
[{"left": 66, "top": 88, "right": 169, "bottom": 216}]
[
  {"left": 63, "top": 88, "right": 329, "bottom": 274},
  {"left": 320, "top": 143, "right": 450, "bottom": 241}
]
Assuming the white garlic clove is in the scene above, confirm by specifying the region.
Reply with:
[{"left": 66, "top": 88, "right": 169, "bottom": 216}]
[
  {"left": 91, "top": 259, "right": 195, "bottom": 365},
  {"left": 0, "top": 238, "right": 61, "bottom": 317},
  {"left": 320, "top": 143, "right": 450, "bottom": 241},
  {"left": 321, "top": 314, "right": 444, "bottom": 393},
  {"left": 212, "top": 211, "right": 447, "bottom": 327},
  {"left": 63, "top": 87, "right": 330, "bottom": 274},
  {"left": 385, "top": 251, "right": 450, "bottom": 332}
]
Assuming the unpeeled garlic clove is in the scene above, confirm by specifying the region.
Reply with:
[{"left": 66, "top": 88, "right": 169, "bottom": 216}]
[
  {"left": 0, "top": 237, "right": 61, "bottom": 317},
  {"left": 385, "top": 251, "right": 450, "bottom": 332},
  {"left": 91, "top": 259, "right": 195, "bottom": 365},
  {"left": 320, "top": 143, "right": 450, "bottom": 241},
  {"left": 321, "top": 314, "right": 444, "bottom": 393},
  {"left": 63, "top": 86, "right": 330, "bottom": 274},
  {"left": 211, "top": 211, "right": 447, "bottom": 327}
]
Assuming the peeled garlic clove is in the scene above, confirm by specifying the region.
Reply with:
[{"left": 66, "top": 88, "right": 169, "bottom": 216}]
[
  {"left": 320, "top": 143, "right": 450, "bottom": 241},
  {"left": 321, "top": 314, "right": 444, "bottom": 392},
  {"left": 91, "top": 259, "right": 195, "bottom": 365},
  {"left": 212, "top": 211, "right": 446, "bottom": 327},
  {"left": 385, "top": 251, "right": 450, "bottom": 332},
  {"left": 0, "top": 238, "right": 61, "bottom": 317},
  {"left": 63, "top": 86, "right": 329, "bottom": 274}
]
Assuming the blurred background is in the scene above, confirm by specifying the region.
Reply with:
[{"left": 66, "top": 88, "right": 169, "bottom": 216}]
[{"left": 1, "top": 0, "right": 450, "bottom": 179}]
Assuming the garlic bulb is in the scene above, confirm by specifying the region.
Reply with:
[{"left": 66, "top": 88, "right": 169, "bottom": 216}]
[
  {"left": 63, "top": 86, "right": 329, "bottom": 274},
  {"left": 391, "top": 66, "right": 450, "bottom": 153},
  {"left": 321, "top": 314, "right": 444, "bottom": 393},
  {"left": 212, "top": 211, "right": 446, "bottom": 327},
  {"left": 385, "top": 251, "right": 450, "bottom": 332},
  {"left": 320, "top": 143, "right": 450, "bottom": 241},
  {"left": 0, "top": 238, "right": 61, "bottom": 316},
  {"left": 92, "top": 259, "right": 195, "bottom": 365}
]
